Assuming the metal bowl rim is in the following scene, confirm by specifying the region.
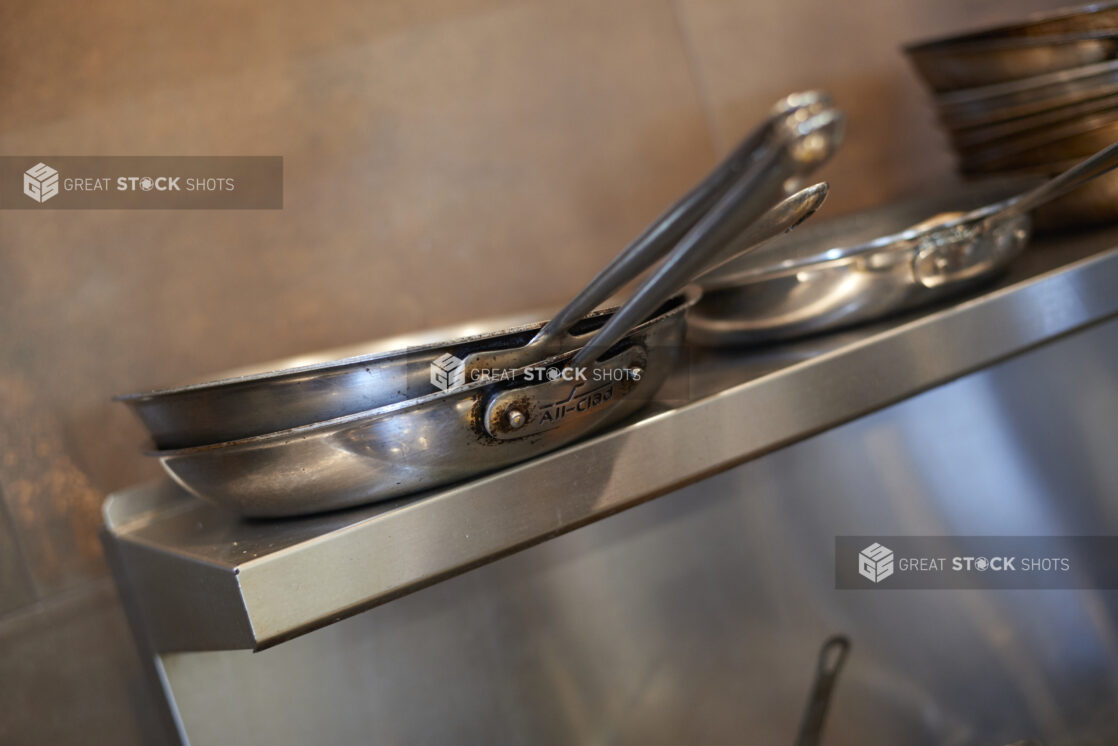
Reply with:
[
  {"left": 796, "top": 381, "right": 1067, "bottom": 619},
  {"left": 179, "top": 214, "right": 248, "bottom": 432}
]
[{"left": 904, "top": 1, "right": 1118, "bottom": 54}]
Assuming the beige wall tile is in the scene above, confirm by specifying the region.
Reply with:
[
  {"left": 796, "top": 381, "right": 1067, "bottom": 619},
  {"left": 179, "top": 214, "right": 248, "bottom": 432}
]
[{"left": 0, "top": 0, "right": 516, "bottom": 131}]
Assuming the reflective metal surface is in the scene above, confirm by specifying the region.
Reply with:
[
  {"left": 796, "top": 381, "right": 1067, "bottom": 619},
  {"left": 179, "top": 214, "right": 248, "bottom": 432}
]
[
  {"left": 957, "top": 107, "right": 1118, "bottom": 165},
  {"left": 103, "top": 227, "right": 1118, "bottom": 654},
  {"left": 118, "top": 94, "right": 843, "bottom": 452},
  {"left": 962, "top": 116, "right": 1118, "bottom": 174},
  {"left": 690, "top": 144, "right": 1118, "bottom": 345},
  {"left": 154, "top": 292, "right": 694, "bottom": 517},
  {"left": 119, "top": 312, "right": 570, "bottom": 449},
  {"left": 934, "top": 59, "right": 1118, "bottom": 129},
  {"left": 125, "top": 96, "right": 845, "bottom": 516},
  {"left": 904, "top": 2, "right": 1118, "bottom": 95},
  {"left": 948, "top": 93, "right": 1118, "bottom": 149},
  {"left": 144, "top": 311, "right": 1118, "bottom": 746},
  {"left": 907, "top": 2, "right": 1118, "bottom": 48},
  {"left": 906, "top": 31, "right": 1118, "bottom": 92},
  {"left": 906, "top": 16, "right": 1118, "bottom": 230},
  {"left": 688, "top": 183, "right": 1031, "bottom": 345},
  {"left": 1027, "top": 161, "right": 1118, "bottom": 228},
  {"left": 464, "top": 92, "right": 841, "bottom": 378}
]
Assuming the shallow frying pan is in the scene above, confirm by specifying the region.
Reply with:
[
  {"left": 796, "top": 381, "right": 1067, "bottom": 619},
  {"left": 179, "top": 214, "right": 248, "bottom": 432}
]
[
  {"left": 152, "top": 203, "right": 824, "bottom": 517},
  {"left": 154, "top": 292, "right": 691, "bottom": 517},
  {"left": 118, "top": 92, "right": 842, "bottom": 450},
  {"left": 141, "top": 97, "right": 846, "bottom": 516},
  {"left": 689, "top": 141, "right": 1118, "bottom": 346}
]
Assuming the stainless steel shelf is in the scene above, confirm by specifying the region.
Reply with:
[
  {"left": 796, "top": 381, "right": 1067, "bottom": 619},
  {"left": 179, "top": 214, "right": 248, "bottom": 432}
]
[{"left": 105, "top": 228, "right": 1118, "bottom": 652}]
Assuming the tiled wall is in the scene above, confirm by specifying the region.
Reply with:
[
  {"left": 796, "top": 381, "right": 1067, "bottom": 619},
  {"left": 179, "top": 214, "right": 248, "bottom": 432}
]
[{"left": 0, "top": 0, "right": 1066, "bottom": 742}]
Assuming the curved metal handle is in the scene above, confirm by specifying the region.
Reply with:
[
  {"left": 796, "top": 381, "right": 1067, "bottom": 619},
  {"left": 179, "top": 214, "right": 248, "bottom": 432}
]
[
  {"left": 463, "top": 92, "right": 839, "bottom": 376},
  {"left": 533, "top": 91, "right": 834, "bottom": 345},
  {"left": 794, "top": 635, "right": 851, "bottom": 746},
  {"left": 911, "top": 141, "right": 1118, "bottom": 290},
  {"left": 482, "top": 346, "right": 647, "bottom": 439},
  {"left": 693, "top": 181, "right": 829, "bottom": 290},
  {"left": 571, "top": 106, "right": 844, "bottom": 367},
  {"left": 1002, "top": 140, "right": 1118, "bottom": 218}
]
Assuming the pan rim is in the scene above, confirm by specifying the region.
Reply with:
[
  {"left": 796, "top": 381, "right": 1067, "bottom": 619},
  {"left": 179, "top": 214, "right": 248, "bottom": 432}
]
[
  {"left": 904, "top": 2, "right": 1118, "bottom": 54},
  {"left": 935, "top": 58, "right": 1118, "bottom": 107},
  {"left": 148, "top": 288, "right": 699, "bottom": 456},
  {"left": 114, "top": 309, "right": 614, "bottom": 403},
  {"left": 696, "top": 182, "right": 1033, "bottom": 289},
  {"left": 909, "top": 29, "right": 1118, "bottom": 56}
]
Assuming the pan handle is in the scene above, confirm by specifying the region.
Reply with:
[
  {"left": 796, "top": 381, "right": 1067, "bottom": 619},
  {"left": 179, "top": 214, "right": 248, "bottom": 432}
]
[
  {"left": 999, "top": 139, "right": 1118, "bottom": 218},
  {"left": 530, "top": 91, "right": 833, "bottom": 345},
  {"left": 913, "top": 140, "right": 1118, "bottom": 290},
  {"left": 462, "top": 92, "right": 841, "bottom": 377},
  {"left": 794, "top": 635, "right": 850, "bottom": 746},
  {"left": 570, "top": 106, "right": 843, "bottom": 367},
  {"left": 481, "top": 345, "right": 647, "bottom": 439},
  {"left": 912, "top": 212, "right": 1030, "bottom": 289}
]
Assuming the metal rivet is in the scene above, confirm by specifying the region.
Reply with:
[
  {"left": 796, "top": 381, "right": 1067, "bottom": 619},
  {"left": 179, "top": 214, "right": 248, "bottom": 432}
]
[{"left": 506, "top": 409, "right": 526, "bottom": 429}]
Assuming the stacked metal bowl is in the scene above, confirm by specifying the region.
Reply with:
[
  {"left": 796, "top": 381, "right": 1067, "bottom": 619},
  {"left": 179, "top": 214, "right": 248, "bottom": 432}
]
[{"left": 905, "top": 3, "right": 1118, "bottom": 228}]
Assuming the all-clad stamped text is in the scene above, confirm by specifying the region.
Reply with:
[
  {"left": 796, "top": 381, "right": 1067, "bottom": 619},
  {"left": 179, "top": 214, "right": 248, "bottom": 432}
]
[{"left": 537, "top": 380, "right": 618, "bottom": 427}]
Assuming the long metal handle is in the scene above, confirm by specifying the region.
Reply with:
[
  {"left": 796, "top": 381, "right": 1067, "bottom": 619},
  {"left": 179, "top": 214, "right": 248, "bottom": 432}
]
[
  {"left": 1003, "top": 140, "right": 1118, "bottom": 217},
  {"left": 533, "top": 91, "right": 834, "bottom": 346},
  {"left": 571, "top": 106, "right": 844, "bottom": 367},
  {"left": 794, "top": 635, "right": 850, "bottom": 746},
  {"left": 529, "top": 91, "right": 831, "bottom": 346},
  {"left": 695, "top": 181, "right": 828, "bottom": 281},
  {"left": 463, "top": 92, "right": 837, "bottom": 377}
]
